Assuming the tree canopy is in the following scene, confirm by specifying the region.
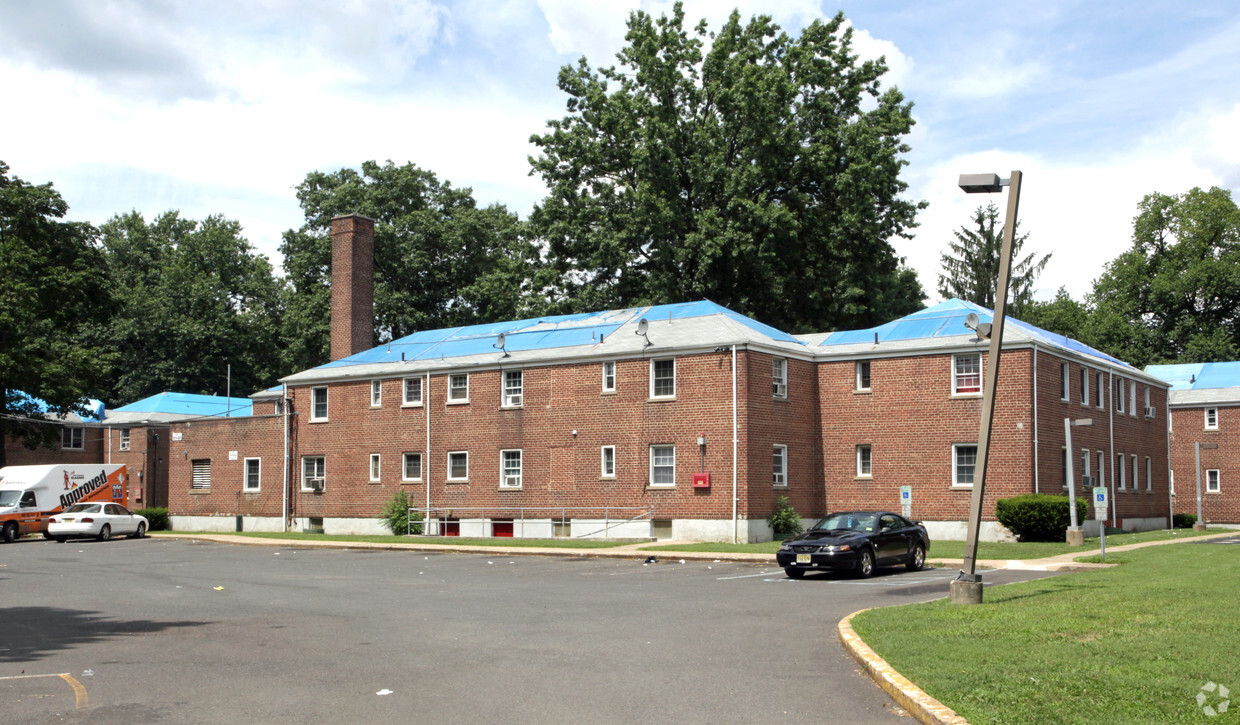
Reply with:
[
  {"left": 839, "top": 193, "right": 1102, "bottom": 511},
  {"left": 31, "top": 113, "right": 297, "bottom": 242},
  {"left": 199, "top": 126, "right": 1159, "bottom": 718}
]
[
  {"left": 528, "top": 4, "right": 925, "bottom": 333},
  {"left": 938, "top": 202, "right": 1049, "bottom": 316},
  {"left": 0, "top": 162, "right": 113, "bottom": 466},
  {"left": 280, "top": 160, "right": 545, "bottom": 371}
]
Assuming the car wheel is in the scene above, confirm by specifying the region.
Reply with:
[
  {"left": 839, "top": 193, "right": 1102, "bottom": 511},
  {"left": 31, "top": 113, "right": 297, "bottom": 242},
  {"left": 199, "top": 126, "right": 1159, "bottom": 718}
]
[
  {"left": 784, "top": 567, "right": 805, "bottom": 580},
  {"left": 2, "top": 522, "right": 17, "bottom": 544},
  {"left": 855, "top": 548, "right": 875, "bottom": 578},
  {"left": 43, "top": 531, "right": 54, "bottom": 540},
  {"left": 56, "top": 536, "right": 67, "bottom": 543},
  {"left": 131, "top": 522, "right": 147, "bottom": 539},
  {"left": 907, "top": 543, "right": 926, "bottom": 571},
  {"left": 97, "top": 524, "right": 111, "bottom": 542}
]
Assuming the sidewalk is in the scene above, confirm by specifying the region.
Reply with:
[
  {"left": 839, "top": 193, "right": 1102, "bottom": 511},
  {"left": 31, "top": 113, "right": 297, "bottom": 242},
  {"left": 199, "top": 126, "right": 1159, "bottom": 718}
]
[{"left": 927, "top": 529, "right": 1240, "bottom": 572}]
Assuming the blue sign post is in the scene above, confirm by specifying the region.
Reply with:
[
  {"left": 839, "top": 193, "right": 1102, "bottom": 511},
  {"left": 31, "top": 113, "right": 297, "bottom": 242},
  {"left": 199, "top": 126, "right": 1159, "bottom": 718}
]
[{"left": 1093, "top": 487, "right": 1108, "bottom": 560}]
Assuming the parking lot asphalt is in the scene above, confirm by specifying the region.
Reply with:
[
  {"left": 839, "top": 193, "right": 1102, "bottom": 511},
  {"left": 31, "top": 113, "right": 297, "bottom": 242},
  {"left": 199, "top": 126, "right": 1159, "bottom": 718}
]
[{"left": 0, "top": 537, "right": 1059, "bottom": 724}]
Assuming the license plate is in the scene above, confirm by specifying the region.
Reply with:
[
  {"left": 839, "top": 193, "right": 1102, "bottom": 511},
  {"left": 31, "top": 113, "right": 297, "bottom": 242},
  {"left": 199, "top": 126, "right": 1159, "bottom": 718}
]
[
  {"left": 796, "top": 553, "right": 811, "bottom": 564},
  {"left": 61, "top": 518, "right": 75, "bottom": 523}
]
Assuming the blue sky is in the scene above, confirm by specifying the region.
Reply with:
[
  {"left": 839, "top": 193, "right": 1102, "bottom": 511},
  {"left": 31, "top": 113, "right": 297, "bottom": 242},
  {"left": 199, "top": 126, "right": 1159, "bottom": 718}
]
[{"left": 2, "top": 0, "right": 1237, "bottom": 306}]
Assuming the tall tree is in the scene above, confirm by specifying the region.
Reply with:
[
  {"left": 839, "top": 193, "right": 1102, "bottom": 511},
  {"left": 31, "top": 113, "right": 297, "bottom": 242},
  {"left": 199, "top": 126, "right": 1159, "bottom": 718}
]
[
  {"left": 0, "top": 162, "right": 113, "bottom": 466},
  {"left": 937, "top": 202, "right": 1050, "bottom": 316},
  {"left": 92, "top": 211, "right": 287, "bottom": 403},
  {"left": 527, "top": 4, "right": 925, "bottom": 333},
  {"left": 280, "top": 160, "right": 546, "bottom": 371},
  {"left": 1087, "top": 186, "right": 1240, "bottom": 367}
]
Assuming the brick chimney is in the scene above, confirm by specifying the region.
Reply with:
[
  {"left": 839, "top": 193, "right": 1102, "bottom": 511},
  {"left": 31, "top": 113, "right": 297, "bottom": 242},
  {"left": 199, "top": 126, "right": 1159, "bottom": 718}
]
[{"left": 330, "top": 214, "right": 375, "bottom": 361}]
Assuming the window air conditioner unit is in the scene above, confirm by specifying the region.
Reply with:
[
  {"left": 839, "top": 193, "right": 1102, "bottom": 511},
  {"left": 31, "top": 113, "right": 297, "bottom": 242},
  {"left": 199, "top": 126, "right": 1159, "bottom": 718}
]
[
  {"left": 1145, "top": 406, "right": 1157, "bottom": 419},
  {"left": 1081, "top": 476, "right": 1095, "bottom": 486},
  {"left": 504, "top": 476, "right": 521, "bottom": 488},
  {"left": 306, "top": 478, "right": 324, "bottom": 492},
  {"left": 507, "top": 394, "right": 522, "bottom": 407}
]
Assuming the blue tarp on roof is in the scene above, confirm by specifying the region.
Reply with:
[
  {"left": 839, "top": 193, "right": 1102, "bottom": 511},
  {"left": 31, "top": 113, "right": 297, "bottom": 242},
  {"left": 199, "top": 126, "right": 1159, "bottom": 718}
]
[
  {"left": 10, "top": 391, "right": 105, "bottom": 421},
  {"left": 316, "top": 300, "right": 804, "bottom": 369},
  {"left": 1146, "top": 362, "right": 1240, "bottom": 390},
  {"left": 820, "top": 299, "right": 1132, "bottom": 368},
  {"left": 113, "top": 392, "right": 253, "bottom": 417}
]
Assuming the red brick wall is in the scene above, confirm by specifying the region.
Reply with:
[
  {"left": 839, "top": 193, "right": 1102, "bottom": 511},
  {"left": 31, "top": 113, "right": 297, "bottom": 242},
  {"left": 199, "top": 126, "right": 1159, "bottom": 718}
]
[
  {"left": 1169, "top": 405, "right": 1240, "bottom": 523},
  {"left": 4, "top": 424, "right": 105, "bottom": 467},
  {"left": 163, "top": 416, "right": 286, "bottom": 518},
  {"left": 744, "top": 353, "right": 823, "bottom": 522},
  {"left": 330, "top": 215, "right": 374, "bottom": 362}
]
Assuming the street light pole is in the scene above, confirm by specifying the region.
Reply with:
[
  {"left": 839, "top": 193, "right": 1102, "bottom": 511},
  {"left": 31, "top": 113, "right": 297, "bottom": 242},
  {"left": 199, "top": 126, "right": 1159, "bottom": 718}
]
[
  {"left": 1064, "top": 417, "right": 1093, "bottom": 545},
  {"left": 951, "top": 170, "right": 1022, "bottom": 605}
]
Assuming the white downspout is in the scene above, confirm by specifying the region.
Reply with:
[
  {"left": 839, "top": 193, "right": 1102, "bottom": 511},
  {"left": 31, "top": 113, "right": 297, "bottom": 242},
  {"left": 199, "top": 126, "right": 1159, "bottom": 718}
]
[
  {"left": 1108, "top": 369, "right": 1116, "bottom": 525},
  {"left": 107, "top": 427, "right": 112, "bottom": 464},
  {"left": 1031, "top": 345, "right": 1039, "bottom": 494},
  {"left": 282, "top": 385, "right": 289, "bottom": 532},
  {"left": 425, "top": 372, "right": 431, "bottom": 519},
  {"left": 1165, "top": 395, "right": 1173, "bottom": 530},
  {"left": 731, "top": 344, "right": 738, "bottom": 544}
]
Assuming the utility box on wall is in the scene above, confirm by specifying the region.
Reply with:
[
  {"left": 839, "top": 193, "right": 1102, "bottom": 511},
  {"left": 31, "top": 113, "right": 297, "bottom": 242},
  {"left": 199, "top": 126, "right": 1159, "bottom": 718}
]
[{"left": 692, "top": 473, "right": 711, "bottom": 488}]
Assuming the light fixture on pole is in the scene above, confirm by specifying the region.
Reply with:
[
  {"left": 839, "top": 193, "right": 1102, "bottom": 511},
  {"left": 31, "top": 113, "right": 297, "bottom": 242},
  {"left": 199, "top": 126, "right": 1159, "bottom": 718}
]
[
  {"left": 950, "top": 170, "right": 1023, "bottom": 606},
  {"left": 1194, "top": 441, "right": 1217, "bottom": 532},
  {"left": 1064, "top": 418, "right": 1094, "bottom": 545}
]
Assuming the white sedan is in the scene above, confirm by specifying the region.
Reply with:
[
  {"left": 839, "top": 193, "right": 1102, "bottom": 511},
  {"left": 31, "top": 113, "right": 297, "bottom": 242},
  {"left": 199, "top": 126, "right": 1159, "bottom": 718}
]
[{"left": 48, "top": 502, "right": 148, "bottom": 542}]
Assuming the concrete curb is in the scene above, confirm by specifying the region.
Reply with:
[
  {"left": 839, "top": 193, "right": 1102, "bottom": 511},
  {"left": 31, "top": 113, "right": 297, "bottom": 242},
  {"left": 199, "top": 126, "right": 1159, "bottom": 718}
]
[{"left": 838, "top": 609, "right": 969, "bottom": 725}]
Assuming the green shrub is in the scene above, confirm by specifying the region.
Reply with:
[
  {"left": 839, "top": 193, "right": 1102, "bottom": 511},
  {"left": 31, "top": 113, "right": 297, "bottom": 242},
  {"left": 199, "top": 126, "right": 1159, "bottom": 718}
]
[
  {"left": 994, "top": 494, "right": 1087, "bottom": 542},
  {"left": 1173, "top": 513, "right": 1198, "bottom": 528},
  {"left": 380, "top": 490, "right": 423, "bottom": 535},
  {"left": 136, "top": 507, "right": 170, "bottom": 531},
  {"left": 767, "top": 496, "right": 803, "bottom": 537}
]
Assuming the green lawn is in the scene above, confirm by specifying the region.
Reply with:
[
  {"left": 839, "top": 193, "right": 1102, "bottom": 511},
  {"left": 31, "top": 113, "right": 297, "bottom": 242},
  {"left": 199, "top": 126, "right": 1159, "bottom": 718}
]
[
  {"left": 926, "top": 527, "right": 1224, "bottom": 560},
  {"left": 154, "top": 531, "right": 633, "bottom": 549},
  {"left": 852, "top": 542, "right": 1240, "bottom": 724}
]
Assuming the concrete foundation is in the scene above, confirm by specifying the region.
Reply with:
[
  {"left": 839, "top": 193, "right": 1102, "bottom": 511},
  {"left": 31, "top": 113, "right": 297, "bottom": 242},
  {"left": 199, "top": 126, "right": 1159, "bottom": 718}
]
[
  {"left": 1065, "top": 528, "right": 1085, "bottom": 546},
  {"left": 949, "top": 579, "right": 984, "bottom": 604}
]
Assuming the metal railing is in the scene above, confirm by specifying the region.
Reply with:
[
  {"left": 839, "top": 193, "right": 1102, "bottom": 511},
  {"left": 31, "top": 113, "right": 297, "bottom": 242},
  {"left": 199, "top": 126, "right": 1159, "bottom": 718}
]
[{"left": 403, "top": 506, "right": 654, "bottom": 539}]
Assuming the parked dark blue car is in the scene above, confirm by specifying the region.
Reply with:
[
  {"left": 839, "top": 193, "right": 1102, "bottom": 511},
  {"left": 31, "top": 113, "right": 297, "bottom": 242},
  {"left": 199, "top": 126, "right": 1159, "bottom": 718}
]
[{"left": 776, "top": 511, "right": 929, "bottom": 578}]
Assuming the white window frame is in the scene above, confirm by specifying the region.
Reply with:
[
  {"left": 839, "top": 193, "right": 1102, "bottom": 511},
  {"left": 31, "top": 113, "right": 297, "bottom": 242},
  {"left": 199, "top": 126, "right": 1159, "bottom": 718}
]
[
  {"left": 1096, "top": 372, "right": 1105, "bottom": 409},
  {"left": 1145, "top": 457, "right": 1152, "bottom": 492},
  {"left": 1117, "top": 453, "right": 1126, "bottom": 491},
  {"left": 1061, "top": 447, "right": 1069, "bottom": 489},
  {"left": 650, "top": 358, "right": 676, "bottom": 399},
  {"left": 243, "top": 457, "right": 261, "bottom": 492},
  {"left": 649, "top": 444, "right": 676, "bottom": 487},
  {"left": 301, "top": 456, "right": 325, "bottom": 492},
  {"left": 1080, "top": 368, "right": 1089, "bottom": 405},
  {"left": 1205, "top": 407, "right": 1218, "bottom": 430},
  {"left": 855, "top": 360, "right": 871, "bottom": 391},
  {"left": 1129, "top": 381, "right": 1137, "bottom": 417},
  {"left": 1081, "top": 448, "right": 1090, "bottom": 485},
  {"left": 1060, "top": 362, "right": 1070, "bottom": 400},
  {"left": 953, "top": 443, "right": 978, "bottom": 488},
  {"left": 1131, "top": 454, "right": 1138, "bottom": 493},
  {"left": 311, "top": 386, "right": 328, "bottom": 421},
  {"left": 953, "top": 354, "right": 982, "bottom": 396},
  {"left": 402, "top": 452, "right": 423, "bottom": 482},
  {"left": 856, "top": 444, "right": 872, "bottom": 478},
  {"left": 500, "top": 449, "right": 523, "bottom": 489},
  {"left": 119, "top": 428, "right": 130, "bottom": 451},
  {"left": 370, "top": 453, "right": 382, "bottom": 482},
  {"left": 371, "top": 380, "right": 382, "bottom": 408},
  {"left": 772, "top": 358, "right": 788, "bottom": 399},
  {"left": 602, "top": 361, "right": 616, "bottom": 393},
  {"left": 1207, "top": 469, "right": 1221, "bottom": 494},
  {"left": 448, "top": 374, "right": 470, "bottom": 404},
  {"left": 446, "top": 451, "right": 469, "bottom": 481},
  {"left": 773, "top": 444, "right": 787, "bottom": 487},
  {"left": 1114, "top": 378, "right": 1125, "bottom": 414},
  {"left": 1097, "top": 451, "right": 1106, "bottom": 487},
  {"left": 403, "top": 376, "right": 423, "bottom": 406},
  {"left": 601, "top": 445, "right": 616, "bottom": 478},
  {"left": 503, "top": 370, "right": 523, "bottom": 408},
  {"left": 62, "top": 427, "right": 84, "bottom": 450}
]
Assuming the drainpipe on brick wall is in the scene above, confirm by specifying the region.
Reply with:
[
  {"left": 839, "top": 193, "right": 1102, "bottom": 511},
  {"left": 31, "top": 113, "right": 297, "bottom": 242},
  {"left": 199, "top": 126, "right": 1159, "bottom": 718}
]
[
  {"left": 732, "top": 344, "right": 739, "bottom": 544},
  {"left": 282, "top": 385, "right": 291, "bottom": 532},
  {"left": 1032, "top": 345, "right": 1039, "bottom": 494},
  {"left": 425, "top": 372, "right": 431, "bottom": 520},
  {"left": 1108, "top": 369, "right": 1116, "bottom": 525},
  {"left": 107, "top": 427, "right": 112, "bottom": 464},
  {"left": 1165, "top": 401, "right": 1173, "bottom": 529}
]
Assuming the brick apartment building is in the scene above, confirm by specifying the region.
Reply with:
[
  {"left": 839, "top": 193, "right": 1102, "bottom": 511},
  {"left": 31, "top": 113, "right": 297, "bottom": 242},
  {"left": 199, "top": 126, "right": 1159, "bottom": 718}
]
[
  {"left": 2, "top": 394, "right": 105, "bottom": 467},
  {"left": 82, "top": 216, "right": 1171, "bottom": 542},
  {"left": 1146, "top": 362, "right": 1240, "bottom": 525}
]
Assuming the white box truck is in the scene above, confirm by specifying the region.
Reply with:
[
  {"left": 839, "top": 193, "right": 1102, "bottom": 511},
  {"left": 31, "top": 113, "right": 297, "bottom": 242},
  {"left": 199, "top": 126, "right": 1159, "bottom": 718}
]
[{"left": 0, "top": 464, "right": 130, "bottom": 543}]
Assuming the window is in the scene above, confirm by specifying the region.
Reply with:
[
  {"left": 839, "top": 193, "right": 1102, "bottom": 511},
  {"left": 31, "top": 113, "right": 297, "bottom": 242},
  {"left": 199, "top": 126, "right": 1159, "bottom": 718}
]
[
  {"left": 953, "top": 444, "right": 978, "bottom": 487},
  {"left": 1145, "top": 457, "right": 1152, "bottom": 492},
  {"left": 1060, "top": 362, "right": 1070, "bottom": 400},
  {"left": 302, "top": 456, "right": 325, "bottom": 491},
  {"left": 62, "top": 427, "right": 83, "bottom": 450},
  {"left": 403, "top": 377, "right": 423, "bottom": 406},
  {"left": 244, "top": 458, "right": 261, "bottom": 492},
  {"left": 119, "top": 429, "right": 130, "bottom": 451},
  {"left": 311, "top": 387, "right": 328, "bottom": 420},
  {"left": 773, "top": 445, "right": 787, "bottom": 486},
  {"left": 1097, "top": 451, "right": 1106, "bottom": 487},
  {"left": 1206, "top": 408, "right": 1218, "bottom": 430},
  {"left": 1114, "top": 378, "right": 1124, "bottom": 413},
  {"left": 503, "top": 370, "right": 523, "bottom": 407},
  {"left": 953, "top": 354, "right": 981, "bottom": 395},
  {"left": 1129, "top": 381, "right": 1137, "bottom": 416},
  {"left": 448, "top": 374, "right": 469, "bottom": 403},
  {"left": 402, "top": 453, "right": 422, "bottom": 482},
  {"left": 370, "top": 453, "right": 382, "bottom": 482},
  {"left": 1096, "top": 372, "right": 1105, "bottom": 408},
  {"left": 856, "top": 361, "right": 871, "bottom": 391},
  {"left": 1061, "top": 447, "right": 1069, "bottom": 489},
  {"left": 1081, "top": 449, "right": 1091, "bottom": 485},
  {"left": 649, "top": 445, "right": 676, "bottom": 486},
  {"left": 772, "top": 358, "right": 788, "bottom": 398},
  {"left": 1080, "top": 368, "right": 1089, "bottom": 405},
  {"left": 1117, "top": 453, "right": 1126, "bottom": 490},
  {"left": 1131, "top": 455, "right": 1138, "bottom": 492},
  {"left": 275, "top": 399, "right": 285, "bottom": 415},
  {"left": 1207, "top": 469, "right": 1220, "bottom": 493},
  {"left": 192, "top": 459, "right": 212, "bottom": 489},
  {"left": 601, "top": 446, "right": 616, "bottom": 478},
  {"left": 447, "top": 451, "right": 469, "bottom": 481},
  {"left": 1170, "top": 470, "right": 1175, "bottom": 496},
  {"left": 602, "top": 361, "right": 616, "bottom": 393},
  {"left": 371, "top": 380, "right": 382, "bottom": 407},
  {"left": 856, "top": 445, "right": 872, "bottom": 478},
  {"left": 501, "top": 450, "right": 523, "bottom": 488},
  {"left": 651, "top": 358, "right": 676, "bottom": 398},
  {"left": 1144, "top": 386, "right": 1151, "bottom": 414}
]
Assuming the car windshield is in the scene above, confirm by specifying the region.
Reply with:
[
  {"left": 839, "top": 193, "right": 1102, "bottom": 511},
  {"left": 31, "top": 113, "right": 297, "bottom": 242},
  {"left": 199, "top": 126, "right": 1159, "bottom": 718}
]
[
  {"left": 0, "top": 490, "right": 21, "bottom": 507},
  {"left": 811, "top": 513, "right": 879, "bottom": 533},
  {"left": 63, "top": 503, "right": 102, "bottom": 514}
]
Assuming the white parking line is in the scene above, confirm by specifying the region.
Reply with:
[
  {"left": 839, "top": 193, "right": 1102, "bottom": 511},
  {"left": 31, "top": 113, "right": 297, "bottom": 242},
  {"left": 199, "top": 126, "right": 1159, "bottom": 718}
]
[{"left": 716, "top": 570, "right": 786, "bottom": 580}]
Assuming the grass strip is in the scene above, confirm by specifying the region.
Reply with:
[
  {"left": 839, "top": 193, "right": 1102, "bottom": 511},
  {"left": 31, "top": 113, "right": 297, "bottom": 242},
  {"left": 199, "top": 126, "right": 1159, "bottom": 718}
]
[
  {"left": 154, "top": 531, "right": 633, "bottom": 548},
  {"left": 851, "top": 542, "right": 1240, "bottom": 724}
]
